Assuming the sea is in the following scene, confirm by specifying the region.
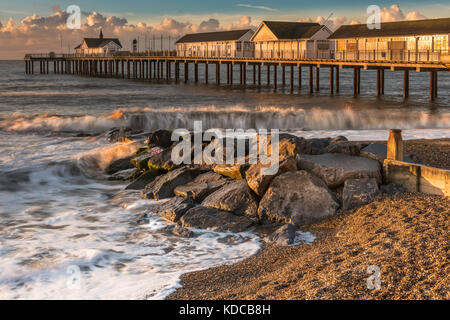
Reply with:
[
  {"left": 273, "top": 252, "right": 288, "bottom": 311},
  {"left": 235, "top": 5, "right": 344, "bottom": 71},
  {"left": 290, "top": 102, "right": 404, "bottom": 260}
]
[{"left": 0, "top": 60, "right": 448, "bottom": 299}]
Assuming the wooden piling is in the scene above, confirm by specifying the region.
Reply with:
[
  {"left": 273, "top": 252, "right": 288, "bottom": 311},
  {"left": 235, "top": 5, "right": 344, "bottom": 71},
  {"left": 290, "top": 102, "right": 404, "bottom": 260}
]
[
  {"left": 267, "top": 65, "right": 270, "bottom": 86},
  {"left": 316, "top": 66, "right": 320, "bottom": 92},
  {"left": 216, "top": 63, "right": 220, "bottom": 85},
  {"left": 253, "top": 64, "right": 256, "bottom": 85},
  {"left": 194, "top": 63, "right": 199, "bottom": 83},
  {"left": 335, "top": 67, "right": 339, "bottom": 93},
  {"left": 257, "top": 64, "right": 261, "bottom": 88},
  {"left": 282, "top": 65, "right": 286, "bottom": 87},
  {"left": 205, "top": 63, "right": 208, "bottom": 84},
  {"left": 290, "top": 65, "right": 294, "bottom": 93},
  {"left": 184, "top": 62, "right": 188, "bottom": 83},
  {"left": 309, "top": 65, "right": 313, "bottom": 94},
  {"left": 273, "top": 65, "right": 277, "bottom": 90},
  {"left": 387, "top": 129, "right": 404, "bottom": 161},
  {"left": 330, "top": 67, "right": 334, "bottom": 94},
  {"left": 353, "top": 68, "right": 357, "bottom": 97},
  {"left": 403, "top": 70, "right": 409, "bottom": 100}
]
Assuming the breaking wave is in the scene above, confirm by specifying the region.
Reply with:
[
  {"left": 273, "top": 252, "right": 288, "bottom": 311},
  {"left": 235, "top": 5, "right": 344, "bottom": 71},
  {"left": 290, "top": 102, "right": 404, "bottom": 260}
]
[{"left": 1, "top": 106, "right": 449, "bottom": 134}]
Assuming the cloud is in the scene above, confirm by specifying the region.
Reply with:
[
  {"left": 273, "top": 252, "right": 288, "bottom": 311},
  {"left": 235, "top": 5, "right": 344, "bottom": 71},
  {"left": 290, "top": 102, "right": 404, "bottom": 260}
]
[
  {"left": 298, "top": 15, "right": 348, "bottom": 31},
  {"left": 0, "top": 6, "right": 258, "bottom": 59},
  {"left": 236, "top": 4, "right": 278, "bottom": 12},
  {"left": 379, "top": 4, "right": 427, "bottom": 22}
]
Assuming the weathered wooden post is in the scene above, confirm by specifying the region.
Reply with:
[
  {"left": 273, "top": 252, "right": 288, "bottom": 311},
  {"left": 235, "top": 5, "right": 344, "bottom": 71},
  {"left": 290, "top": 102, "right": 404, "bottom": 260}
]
[
  {"left": 387, "top": 129, "right": 404, "bottom": 161},
  {"left": 253, "top": 64, "right": 256, "bottom": 85},
  {"left": 377, "top": 69, "right": 381, "bottom": 97},
  {"left": 257, "top": 64, "right": 261, "bottom": 88},
  {"left": 357, "top": 68, "right": 361, "bottom": 94},
  {"left": 430, "top": 71, "right": 435, "bottom": 101},
  {"left": 267, "top": 64, "right": 270, "bottom": 86},
  {"left": 184, "top": 62, "right": 188, "bottom": 83},
  {"left": 330, "top": 67, "right": 334, "bottom": 94},
  {"left": 353, "top": 67, "right": 357, "bottom": 97},
  {"left": 226, "top": 64, "right": 230, "bottom": 85},
  {"left": 273, "top": 65, "right": 277, "bottom": 90},
  {"left": 243, "top": 63, "right": 247, "bottom": 85},
  {"left": 205, "top": 63, "right": 208, "bottom": 84},
  {"left": 335, "top": 66, "right": 340, "bottom": 93},
  {"left": 230, "top": 63, "right": 233, "bottom": 85},
  {"left": 403, "top": 70, "right": 409, "bottom": 100},
  {"left": 309, "top": 65, "right": 313, "bottom": 94},
  {"left": 298, "top": 65, "right": 302, "bottom": 90},
  {"left": 316, "top": 66, "right": 320, "bottom": 92},
  {"left": 216, "top": 63, "right": 220, "bottom": 85},
  {"left": 434, "top": 71, "right": 438, "bottom": 98},
  {"left": 290, "top": 65, "right": 294, "bottom": 93},
  {"left": 381, "top": 69, "right": 385, "bottom": 95},
  {"left": 282, "top": 65, "right": 286, "bottom": 87}
]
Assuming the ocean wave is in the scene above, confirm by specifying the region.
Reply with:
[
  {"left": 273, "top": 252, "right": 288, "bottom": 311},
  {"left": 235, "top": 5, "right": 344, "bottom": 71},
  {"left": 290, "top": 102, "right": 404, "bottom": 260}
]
[{"left": 1, "top": 106, "right": 449, "bottom": 135}]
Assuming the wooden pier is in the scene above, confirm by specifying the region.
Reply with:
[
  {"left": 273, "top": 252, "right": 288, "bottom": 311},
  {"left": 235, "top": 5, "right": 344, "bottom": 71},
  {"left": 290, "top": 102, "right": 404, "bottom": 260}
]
[{"left": 24, "top": 54, "right": 449, "bottom": 101}]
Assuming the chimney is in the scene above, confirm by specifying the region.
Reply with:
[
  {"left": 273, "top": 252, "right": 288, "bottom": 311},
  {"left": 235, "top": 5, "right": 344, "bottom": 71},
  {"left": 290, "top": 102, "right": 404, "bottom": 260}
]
[{"left": 99, "top": 28, "right": 104, "bottom": 39}]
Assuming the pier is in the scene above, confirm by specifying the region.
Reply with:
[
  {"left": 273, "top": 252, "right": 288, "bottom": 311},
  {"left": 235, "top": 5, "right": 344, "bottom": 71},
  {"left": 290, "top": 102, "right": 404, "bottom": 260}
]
[{"left": 24, "top": 54, "right": 449, "bottom": 101}]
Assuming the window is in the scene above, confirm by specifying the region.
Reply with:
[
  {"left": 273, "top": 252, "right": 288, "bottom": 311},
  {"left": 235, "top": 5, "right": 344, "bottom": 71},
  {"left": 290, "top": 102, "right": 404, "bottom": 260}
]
[{"left": 236, "top": 42, "right": 242, "bottom": 51}]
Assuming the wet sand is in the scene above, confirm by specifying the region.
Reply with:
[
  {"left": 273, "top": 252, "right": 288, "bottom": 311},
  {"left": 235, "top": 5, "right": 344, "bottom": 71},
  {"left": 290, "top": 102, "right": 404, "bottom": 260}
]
[{"left": 167, "top": 139, "right": 449, "bottom": 300}]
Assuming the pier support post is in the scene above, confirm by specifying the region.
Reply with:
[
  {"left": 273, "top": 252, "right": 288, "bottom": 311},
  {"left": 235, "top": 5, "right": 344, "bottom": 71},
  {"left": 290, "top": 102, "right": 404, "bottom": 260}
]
[
  {"left": 434, "top": 71, "right": 438, "bottom": 98},
  {"left": 194, "top": 63, "right": 198, "bottom": 83},
  {"left": 31, "top": 61, "right": 34, "bottom": 74},
  {"left": 175, "top": 62, "right": 179, "bottom": 82},
  {"left": 403, "top": 70, "right": 409, "bottom": 100},
  {"left": 316, "top": 66, "right": 320, "bottom": 92},
  {"left": 330, "top": 67, "right": 334, "bottom": 94},
  {"left": 239, "top": 64, "right": 243, "bottom": 85},
  {"left": 257, "top": 64, "right": 261, "bottom": 88},
  {"left": 381, "top": 69, "right": 385, "bottom": 95},
  {"left": 267, "top": 65, "right": 270, "bottom": 86},
  {"left": 253, "top": 64, "right": 256, "bottom": 85},
  {"left": 166, "top": 61, "right": 170, "bottom": 81},
  {"left": 335, "top": 67, "right": 340, "bottom": 93},
  {"left": 309, "top": 65, "right": 313, "bottom": 94},
  {"left": 387, "top": 129, "right": 404, "bottom": 161},
  {"left": 377, "top": 69, "right": 381, "bottom": 97},
  {"left": 298, "top": 65, "right": 302, "bottom": 90},
  {"left": 216, "top": 63, "right": 220, "bottom": 85},
  {"left": 230, "top": 63, "right": 233, "bottom": 85},
  {"left": 205, "top": 63, "right": 208, "bottom": 84},
  {"left": 243, "top": 63, "right": 247, "bottom": 86},
  {"left": 430, "top": 71, "right": 436, "bottom": 101},
  {"left": 184, "top": 62, "right": 188, "bottom": 83},
  {"left": 282, "top": 65, "right": 286, "bottom": 87},
  {"left": 273, "top": 65, "right": 277, "bottom": 90},
  {"left": 226, "top": 64, "right": 230, "bottom": 85},
  {"left": 290, "top": 65, "right": 294, "bottom": 93},
  {"left": 353, "top": 68, "right": 357, "bottom": 97}
]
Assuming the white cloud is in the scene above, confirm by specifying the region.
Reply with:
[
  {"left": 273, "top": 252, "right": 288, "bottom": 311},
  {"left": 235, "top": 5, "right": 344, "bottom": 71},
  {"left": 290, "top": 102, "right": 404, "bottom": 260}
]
[
  {"left": 380, "top": 4, "right": 427, "bottom": 22},
  {"left": 236, "top": 4, "right": 278, "bottom": 12}
]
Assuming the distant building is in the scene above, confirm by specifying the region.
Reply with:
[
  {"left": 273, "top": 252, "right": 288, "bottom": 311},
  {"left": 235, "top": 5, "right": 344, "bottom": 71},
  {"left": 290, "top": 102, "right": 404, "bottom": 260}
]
[
  {"left": 329, "top": 18, "right": 450, "bottom": 62},
  {"left": 176, "top": 29, "right": 255, "bottom": 58},
  {"left": 75, "top": 30, "right": 122, "bottom": 56},
  {"left": 250, "top": 21, "right": 333, "bottom": 59}
]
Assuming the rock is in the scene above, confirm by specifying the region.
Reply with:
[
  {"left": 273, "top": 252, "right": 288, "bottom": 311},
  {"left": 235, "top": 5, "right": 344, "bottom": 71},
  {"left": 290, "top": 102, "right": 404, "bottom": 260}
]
[
  {"left": 162, "top": 222, "right": 194, "bottom": 238},
  {"left": 308, "top": 138, "right": 332, "bottom": 155},
  {"left": 106, "top": 127, "right": 133, "bottom": 143},
  {"left": 135, "top": 213, "right": 150, "bottom": 225},
  {"left": 274, "top": 134, "right": 312, "bottom": 158},
  {"left": 154, "top": 196, "right": 195, "bottom": 222},
  {"left": 258, "top": 171, "right": 339, "bottom": 225},
  {"left": 147, "top": 146, "right": 177, "bottom": 171},
  {"left": 325, "top": 141, "right": 361, "bottom": 156},
  {"left": 297, "top": 153, "right": 381, "bottom": 188},
  {"left": 245, "top": 157, "right": 297, "bottom": 196},
  {"left": 141, "top": 167, "right": 201, "bottom": 200},
  {"left": 131, "top": 152, "right": 154, "bottom": 171},
  {"left": 213, "top": 164, "right": 247, "bottom": 180},
  {"left": 105, "top": 156, "right": 134, "bottom": 175},
  {"left": 125, "top": 169, "right": 162, "bottom": 190},
  {"left": 180, "top": 206, "right": 254, "bottom": 233},
  {"left": 342, "top": 178, "right": 379, "bottom": 210},
  {"left": 108, "top": 168, "right": 138, "bottom": 181},
  {"left": 174, "top": 171, "right": 230, "bottom": 202},
  {"left": 264, "top": 224, "right": 296, "bottom": 246},
  {"left": 202, "top": 180, "right": 259, "bottom": 219},
  {"left": 147, "top": 130, "right": 173, "bottom": 149},
  {"left": 330, "top": 136, "right": 348, "bottom": 143},
  {"left": 381, "top": 183, "right": 407, "bottom": 195},
  {"left": 360, "top": 143, "right": 414, "bottom": 164}
]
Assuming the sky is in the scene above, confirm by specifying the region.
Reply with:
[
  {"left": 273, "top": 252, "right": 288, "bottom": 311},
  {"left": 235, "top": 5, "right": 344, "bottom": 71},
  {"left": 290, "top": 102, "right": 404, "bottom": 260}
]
[{"left": 0, "top": 1, "right": 448, "bottom": 59}]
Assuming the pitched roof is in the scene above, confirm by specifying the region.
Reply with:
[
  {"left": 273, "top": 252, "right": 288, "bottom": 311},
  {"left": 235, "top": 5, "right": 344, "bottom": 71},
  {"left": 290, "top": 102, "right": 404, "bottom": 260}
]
[
  {"left": 329, "top": 18, "right": 450, "bottom": 39},
  {"left": 256, "top": 21, "right": 326, "bottom": 40},
  {"left": 75, "top": 38, "right": 122, "bottom": 49},
  {"left": 176, "top": 29, "right": 253, "bottom": 43}
]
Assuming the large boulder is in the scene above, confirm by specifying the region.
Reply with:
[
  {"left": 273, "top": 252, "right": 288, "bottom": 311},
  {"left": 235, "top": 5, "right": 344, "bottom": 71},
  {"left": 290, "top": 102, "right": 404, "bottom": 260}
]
[
  {"left": 297, "top": 153, "right": 381, "bottom": 188},
  {"left": 174, "top": 171, "right": 230, "bottom": 202},
  {"left": 108, "top": 168, "right": 138, "bottom": 181},
  {"left": 325, "top": 141, "right": 361, "bottom": 156},
  {"left": 245, "top": 157, "right": 297, "bottom": 196},
  {"left": 147, "top": 146, "right": 178, "bottom": 171},
  {"left": 180, "top": 206, "right": 254, "bottom": 233},
  {"left": 264, "top": 224, "right": 296, "bottom": 246},
  {"left": 308, "top": 138, "right": 332, "bottom": 155},
  {"left": 147, "top": 130, "right": 173, "bottom": 148},
  {"left": 342, "top": 178, "right": 379, "bottom": 210},
  {"left": 105, "top": 156, "right": 134, "bottom": 175},
  {"left": 154, "top": 196, "right": 195, "bottom": 222},
  {"left": 202, "top": 180, "right": 259, "bottom": 219},
  {"left": 258, "top": 171, "right": 339, "bottom": 225},
  {"left": 212, "top": 164, "right": 246, "bottom": 180},
  {"left": 125, "top": 169, "right": 162, "bottom": 190},
  {"left": 141, "top": 167, "right": 201, "bottom": 200},
  {"left": 271, "top": 134, "right": 311, "bottom": 158}
]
